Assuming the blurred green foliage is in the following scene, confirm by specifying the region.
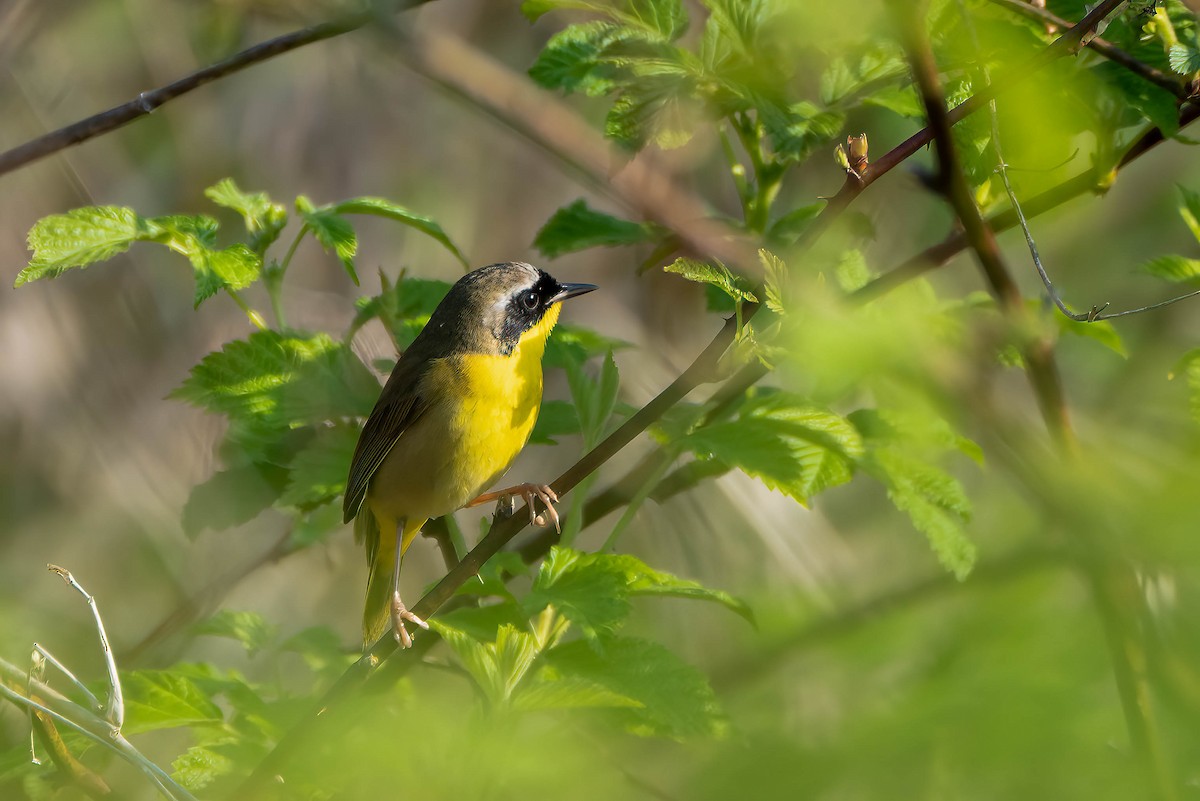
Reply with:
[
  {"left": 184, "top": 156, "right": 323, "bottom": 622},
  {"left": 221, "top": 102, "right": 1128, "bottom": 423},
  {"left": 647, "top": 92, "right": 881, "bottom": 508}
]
[{"left": 4, "top": 0, "right": 1200, "bottom": 800}]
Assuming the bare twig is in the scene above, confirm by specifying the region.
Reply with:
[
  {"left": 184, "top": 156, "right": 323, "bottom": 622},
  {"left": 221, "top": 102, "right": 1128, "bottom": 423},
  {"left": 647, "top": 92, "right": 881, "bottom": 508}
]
[
  {"left": 0, "top": 658, "right": 198, "bottom": 801},
  {"left": 47, "top": 565, "right": 123, "bottom": 733},
  {"left": 0, "top": 5, "right": 430, "bottom": 178}
]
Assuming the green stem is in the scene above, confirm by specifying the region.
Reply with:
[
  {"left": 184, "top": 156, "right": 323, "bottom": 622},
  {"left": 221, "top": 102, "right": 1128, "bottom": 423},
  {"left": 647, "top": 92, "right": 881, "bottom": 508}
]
[
  {"left": 719, "top": 124, "right": 752, "bottom": 221},
  {"left": 224, "top": 288, "right": 268, "bottom": 331},
  {"left": 268, "top": 225, "right": 309, "bottom": 329},
  {"left": 600, "top": 449, "right": 676, "bottom": 553}
]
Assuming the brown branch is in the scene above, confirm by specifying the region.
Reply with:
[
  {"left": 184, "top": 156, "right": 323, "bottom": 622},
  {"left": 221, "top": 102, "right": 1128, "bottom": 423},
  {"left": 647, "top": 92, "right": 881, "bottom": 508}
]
[
  {"left": 988, "top": 0, "right": 1188, "bottom": 99},
  {"left": 852, "top": 101, "right": 1200, "bottom": 305},
  {"left": 896, "top": 4, "right": 1175, "bottom": 798},
  {"left": 0, "top": 3, "right": 434, "bottom": 179}
]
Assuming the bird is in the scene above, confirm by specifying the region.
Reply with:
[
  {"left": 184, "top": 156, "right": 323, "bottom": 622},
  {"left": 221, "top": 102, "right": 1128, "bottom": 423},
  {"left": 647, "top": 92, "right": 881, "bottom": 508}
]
[{"left": 343, "top": 262, "right": 597, "bottom": 649}]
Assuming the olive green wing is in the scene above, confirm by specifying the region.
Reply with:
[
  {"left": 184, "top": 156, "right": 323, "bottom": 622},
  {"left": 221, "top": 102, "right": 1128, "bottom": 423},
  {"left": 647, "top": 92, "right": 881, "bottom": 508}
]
[{"left": 342, "top": 358, "right": 432, "bottom": 525}]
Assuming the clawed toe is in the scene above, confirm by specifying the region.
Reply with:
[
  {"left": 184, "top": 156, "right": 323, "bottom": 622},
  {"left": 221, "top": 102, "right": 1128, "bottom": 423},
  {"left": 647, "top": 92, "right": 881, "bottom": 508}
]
[{"left": 391, "top": 593, "right": 428, "bottom": 649}]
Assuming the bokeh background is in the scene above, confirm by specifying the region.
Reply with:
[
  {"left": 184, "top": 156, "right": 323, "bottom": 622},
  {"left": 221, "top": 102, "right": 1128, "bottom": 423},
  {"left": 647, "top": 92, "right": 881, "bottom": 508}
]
[{"left": 2, "top": 1, "right": 1200, "bottom": 799}]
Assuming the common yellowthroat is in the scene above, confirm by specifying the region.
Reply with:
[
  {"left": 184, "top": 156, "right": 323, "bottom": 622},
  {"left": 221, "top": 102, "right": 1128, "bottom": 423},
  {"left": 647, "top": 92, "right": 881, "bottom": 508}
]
[{"left": 343, "top": 262, "right": 597, "bottom": 648}]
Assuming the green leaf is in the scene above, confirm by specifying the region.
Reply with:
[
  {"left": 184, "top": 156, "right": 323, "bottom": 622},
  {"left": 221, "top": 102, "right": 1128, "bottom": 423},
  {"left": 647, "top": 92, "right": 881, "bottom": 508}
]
[
  {"left": 1177, "top": 184, "right": 1200, "bottom": 243},
  {"left": 1169, "top": 43, "right": 1200, "bottom": 74},
  {"left": 351, "top": 274, "right": 452, "bottom": 347},
  {"left": 834, "top": 249, "right": 872, "bottom": 292},
  {"left": 529, "top": 22, "right": 625, "bottom": 96},
  {"left": 332, "top": 197, "right": 468, "bottom": 268},
  {"left": 757, "top": 98, "right": 845, "bottom": 162},
  {"left": 759, "top": 248, "right": 786, "bottom": 314},
  {"left": 296, "top": 196, "right": 358, "bottom": 285},
  {"left": 146, "top": 214, "right": 263, "bottom": 307},
  {"left": 512, "top": 674, "right": 644, "bottom": 712},
  {"left": 566, "top": 350, "right": 621, "bottom": 447},
  {"left": 1139, "top": 254, "right": 1200, "bottom": 283},
  {"left": 872, "top": 449, "right": 976, "bottom": 579},
  {"left": 680, "top": 394, "right": 863, "bottom": 505},
  {"left": 523, "top": 547, "right": 632, "bottom": 639},
  {"left": 182, "top": 462, "right": 289, "bottom": 538},
  {"left": 204, "top": 178, "right": 287, "bottom": 253},
  {"left": 530, "top": 399, "right": 583, "bottom": 445},
  {"left": 1057, "top": 316, "right": 1127, "bottom": 358},
  {"left": 605, "top": 553, "right": 753, "bottom": 623},
  {"left": 171, "top": 331, "right": 380, "bottom": 442},
  {"left": 122, "top": 671, "right": 224, "bottom": 734},
  {"left": 431, "top": 621, "right": 546, "bottom": 704},
  {"left": 194, "top": 610, "right": 278, "bottom": 656},
  {"left": 767, "top": 202, "right": 824, "bottom": 245},
  {"left": 17, "top": 206, "right": 147, "bottom": 287},
  {"left": 545, "top": 323, "right": 632, "bottom": 369},
  {"left": 279, "top": 422, "right": 360, "bottom": 508},
  {"left": 663, "top": 257, "right": 757, "bottom": 303},
  {"left": 534, "top": 199, "right": 661, "bottom": 258},
  {"left": 172, "top": 744, "right": 235, "bottom": 792},
  {"left": 543, "top": 636, "right": 726, "bottom": 738}
]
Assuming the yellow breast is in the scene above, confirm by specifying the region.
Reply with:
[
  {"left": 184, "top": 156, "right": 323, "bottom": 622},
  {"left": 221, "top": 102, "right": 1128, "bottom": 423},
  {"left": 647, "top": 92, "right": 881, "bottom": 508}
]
[{"left": 367, "top": 303, "right": 560, "bottom": 523}]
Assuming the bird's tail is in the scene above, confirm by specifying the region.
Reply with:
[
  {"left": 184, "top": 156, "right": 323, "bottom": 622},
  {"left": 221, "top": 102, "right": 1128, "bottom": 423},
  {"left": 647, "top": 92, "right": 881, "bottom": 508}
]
[{"left": 360, "top": 512, "right": 425, "bottom": 649}]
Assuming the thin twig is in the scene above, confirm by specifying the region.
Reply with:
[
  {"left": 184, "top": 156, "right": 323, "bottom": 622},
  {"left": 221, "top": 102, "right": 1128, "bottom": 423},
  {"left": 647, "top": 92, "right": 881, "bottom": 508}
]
[
  {"left": 0, "top": 659, "right": 199, "bottom": 801},
  {"left": 851, "top": 102, "right": 1200, "bottom": 305},
  {"left": 47, "top": 565, "right": 123, "bottom": 733},
  {"left": 0, "top": 3, "right": 436, "bottom": 178},
  {"left": 32, "top": 643, "right": 101, "bottom": 712}
]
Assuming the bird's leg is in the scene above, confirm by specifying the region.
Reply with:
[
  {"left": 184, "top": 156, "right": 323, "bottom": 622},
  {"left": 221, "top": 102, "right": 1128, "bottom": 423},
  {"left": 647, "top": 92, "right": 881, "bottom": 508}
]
[
  {"left": 390, "top": 526, "right": 429, "bottom": 649},
  {"left": 467, "top": 483, "right": 560, "bottom": 532}
]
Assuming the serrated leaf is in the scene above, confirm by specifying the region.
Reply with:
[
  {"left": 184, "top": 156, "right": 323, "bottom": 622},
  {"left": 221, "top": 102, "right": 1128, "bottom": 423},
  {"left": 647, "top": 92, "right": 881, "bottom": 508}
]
[
  {"left": 680, "top": 394, "right": 863, "bottom": 505},
  {"left": 873, "top": 449, "right": 975, "bottom": 579},
  {"left": 529, "top": 21, "right": 625, "bottom": 96},
  {"left": 297, "top": 196, "right": 358, "bottom": 285},
  {"left": 204, "top": 178, "right": 287, "bottom": 253},
  {"left": 534, "top": 199, "right": 661, "bottom": 258},
  {"left": 188, "top": 244, "right": 262, "bottom": 307},
  {"left": 332, "top": 197, "right": 468, "bottom": 268},
  {"left": 1139, "top": 254, "right": 1200, "bottom": 283},
  {"left": 524, "top": 547, "right": 631, "bottom": 639},
  {"left": 759, "top": 248, "right": 786, "bottom": 313},
  {"left": 172, "top": 743, "right": 234, "bottom": 792},
  {"left": 757, "top": 98, "right": 845, "bottom": 162},
  {"left": 17, "top": 206, "right": 147, "bottom": 287},
  {"left": 530, "top": 399, "right": 583, "bottom": 445},
  {"left": 171, "top": 331, "right": 380, "bottom": 438},
  {"left": 279, "top": 422, "right": 360, "bottom": 508},
  {"left": 122, "top": 671, "right": 224, "bottom": 735},
  {"left": 1169, "top": 43, "right": 1200, "bottom": 74},
  {"left": 182, "top": 462, "right": 289, "bottom": 538},
  {"left": 664, "top": 257, "right": 757, "bottom": 303},
  {"left": 605, "top": 553, "right": 753, "bottom": 622},
  {"left": 512, "top": 674, "right": 644, "bottom": 711},
  {"left": 432, "top": 621, "right": 545, "bottom": 704},
  {"left": 543, "top": 636, "right": 726, "bottom": 738},
  {"left": 194, "top": 610, "right": 278, "bottom": 656}
]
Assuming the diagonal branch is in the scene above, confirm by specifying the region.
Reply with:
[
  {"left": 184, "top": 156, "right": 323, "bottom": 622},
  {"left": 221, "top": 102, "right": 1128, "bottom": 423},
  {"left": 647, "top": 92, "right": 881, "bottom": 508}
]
[
  {"left": 0, "top": 2, "right": 431, "bottom": 179},
  {"left": 988, "top": 0, "right": 1187, "bottom": 98}
]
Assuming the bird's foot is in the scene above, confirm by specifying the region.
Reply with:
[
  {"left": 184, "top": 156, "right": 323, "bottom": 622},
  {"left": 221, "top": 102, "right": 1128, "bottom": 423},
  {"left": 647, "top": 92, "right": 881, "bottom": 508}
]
[
  {"left": 390, "top": 592, "right": 429, "bottom": 649},
  {"left": 468, "top": 483, "right": 560, "bottom": 532}
]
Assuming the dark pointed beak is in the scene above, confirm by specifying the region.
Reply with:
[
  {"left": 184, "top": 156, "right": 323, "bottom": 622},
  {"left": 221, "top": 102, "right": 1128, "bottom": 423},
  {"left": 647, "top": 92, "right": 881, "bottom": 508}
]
[{"left": 550, "top": 282, "right": 598, "bottom": 303}]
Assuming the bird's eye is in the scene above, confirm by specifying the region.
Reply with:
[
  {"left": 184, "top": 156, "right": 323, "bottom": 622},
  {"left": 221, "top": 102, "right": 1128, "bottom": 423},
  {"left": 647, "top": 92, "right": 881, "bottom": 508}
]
[{"left": 521, "top": 290, "right": 539, "bottom": 310}]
